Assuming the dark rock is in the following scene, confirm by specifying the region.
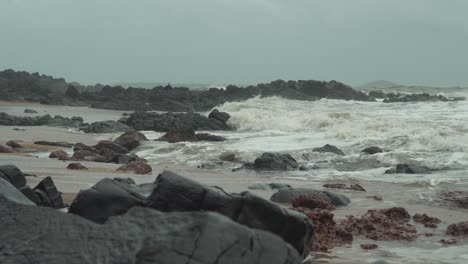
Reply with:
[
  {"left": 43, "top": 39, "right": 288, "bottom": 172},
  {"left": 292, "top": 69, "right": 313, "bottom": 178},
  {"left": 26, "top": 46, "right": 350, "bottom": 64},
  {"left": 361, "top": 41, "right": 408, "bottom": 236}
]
[
  {"left": 313, "top": 144, "right": 345, "bottom": 156},
  {"left": 117, "top": 161, "right": 152, "bottom": 174},
  {"left": 72, "top": 150, "right": 107, "bottom": 162},
  {"left": 269, "top": 183, "right": 292, "bottom": 189},
  {"left": 66, "top": 163, "right": 88, "bottom": 170},
  {"left": 73, "top": 142, "right": 96, "bottom": 152},
  {"left": 80, "top": 120, "right": 133, "bottom": 133},
  {"left": 113, "top": 131, "right": 148, "bottom": 150},
  {"left": 340, "top": 207, "right": 417, "bottom": 241},
  {"left": 244, "top": 152, "right": 299, "bottom": 171},
  {"left": 270, "top": 188, "right": 351, "bottom": 206},
  {"left": 49, "top": 150, "right": 69, "bottom": 160},
  {"left": 24, "top": 108, "right": 38, "bottom": 114},
  {"left": 361, "top": 146, "right": 383, "bottom": 155},
  {"left": 248, "top": 183, "right": 292, "bottom": 190},
  {"left": 385, "top": 164, "right": 432, "bottom": 174},
  {"left": 196, "top": 133, "right": 227, "bottom": 142},
  {"left": 219, "top": 151, "right": 236, "bottom": 161},
  {"left": 369, "top": 90, "right": 387, "bottom": 99},
  {"left": 292, "top": 193, "right": 336, "bottom": 211},
  {"left": 0, "top": 144, "right": 14, "bottom": 153},
  {"left": 323, "top": 183, "right": 366, "bottom": 192},
  {"left": 32, "top": 176, "right": 64, "bottom": 209},
  {"left": 0, "top": 112, "right": 84, "bottom": 128},
  {"left": 361, "top": 244, "right": 379, "bottom": 250},
  {"left": 208, "top": 109, "right": 231, "bottom": 123},
  {"left": 0, "top": 165, "right": 26, "bottom": 189},
  {"left": 6, "top": 140, "right": 22, "bottom": 148},
  {"left": 446, "top": 221, "right": 468, "bottom": 236},
  {"left": 383, "top": 93, "right": 452, "bottom": 103},
  {"left": 158, "top": 127, "right": 198, "bottom": 142},
  {"left": 413, "top": 213, "right": 441, "bottom": 228},
  {"left": 94, "top": 140, "right": 129, "bottom": 155},
  {"left": 0, "top": 178, "right": 35, "bottom": 205},
  {"left": 440, "top": 238, "right": 458, "bottom": 245},
  {"left": 146, "top": 171, "right": 314, "bottom": 258},
  {"left": 34, "top": 140, "right": 74, "bottom": 148},
  {"left": 440, "top": 191, "right": 468, "bottom": 209},
  {"left": 2, "top": 197, "right": 302, "bottom": 264},
  {"left": 107, "top": 153, "right": 146, "bottom": 164}
]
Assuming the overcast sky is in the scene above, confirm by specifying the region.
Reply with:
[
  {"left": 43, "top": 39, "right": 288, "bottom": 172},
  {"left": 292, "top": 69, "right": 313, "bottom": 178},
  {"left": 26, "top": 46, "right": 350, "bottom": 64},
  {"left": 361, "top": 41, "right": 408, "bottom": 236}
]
[{"left": 1, "top": 0, "right": 467, "bottom": 87}]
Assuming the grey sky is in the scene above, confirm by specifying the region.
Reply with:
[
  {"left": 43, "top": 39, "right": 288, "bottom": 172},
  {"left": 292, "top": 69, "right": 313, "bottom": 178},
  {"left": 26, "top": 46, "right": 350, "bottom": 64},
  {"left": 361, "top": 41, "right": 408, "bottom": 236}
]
[{"left": 1, "top": 0, "right": 467, "bottom": 87}]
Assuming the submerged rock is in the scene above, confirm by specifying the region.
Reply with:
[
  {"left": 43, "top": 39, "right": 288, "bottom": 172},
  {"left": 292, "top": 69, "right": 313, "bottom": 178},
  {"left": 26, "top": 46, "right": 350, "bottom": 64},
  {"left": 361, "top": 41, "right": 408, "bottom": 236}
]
[
  {"left": 270, "top": 188, "right": 351, "bottom": 206},
  {"left": 243, "top": 152, "right": 299, "bottom": 171},
  {"left": 219, "top": 151, "right": 236, "bottom": 162},
  {"left": 313, "top": 144, "right": 345, "bottom": 156},
  {"left": 361, "top": 244, "right": 379, "bottom": 250}
]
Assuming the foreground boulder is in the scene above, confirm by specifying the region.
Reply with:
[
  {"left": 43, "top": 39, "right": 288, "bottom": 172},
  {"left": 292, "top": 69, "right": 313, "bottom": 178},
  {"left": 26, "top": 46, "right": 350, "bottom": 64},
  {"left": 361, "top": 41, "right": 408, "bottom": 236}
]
[
  {"left": 80, "top": 120, "right": 133, "bottom": 133},
  {"left": 270, "top": 188, "right": 351, "bottom": 206},
  {"left": 241, "top": 153, "right": 299, "bottom": 171},
  {"left": 1, "top": 197, "right": 302, "bottom": 264},
  {"left": 0, "top": 178, "right": 35, "bottom": 205},
  {"left": 113, "top": 131, "right": 148, "bottom": 150}
]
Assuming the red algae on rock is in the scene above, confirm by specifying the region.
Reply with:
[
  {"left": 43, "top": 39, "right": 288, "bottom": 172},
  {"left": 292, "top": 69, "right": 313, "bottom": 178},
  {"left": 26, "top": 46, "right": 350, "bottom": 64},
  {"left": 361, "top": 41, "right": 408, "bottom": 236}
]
[
  {"left": 323, "top": 183, "right": 366, "bottom": 192},
  {"left": 446, "top": 221, "right": 468, "bottom": 236},
  {"left": 292, "top": 193, "right": 336, "bottom": 211},
  {"left": 340, "top": 207, "right": 417, "bottom": 241},
  {"left": 413, "top": 213, "right": 441, "bottom": 228}
]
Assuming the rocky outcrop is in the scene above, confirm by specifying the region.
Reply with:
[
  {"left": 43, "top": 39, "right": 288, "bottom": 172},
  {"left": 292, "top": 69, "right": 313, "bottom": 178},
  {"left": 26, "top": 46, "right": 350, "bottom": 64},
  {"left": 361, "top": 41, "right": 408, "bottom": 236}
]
[
  {"left": 241, "top": 153, "right": 299, "bottom": 171},
  {"left": 0, "top": 112, "right": 84, "bottom": 128},
  {"left": 80, "top": 120, "right": 133, "bottom": 133},
  {"left": 270, "top": 188, "right": 351, "bottom": 206},
  {"left": 312, "top": 144, "right": 345, "bottom": 156},
  {"left": 0, "top": 197, "right": 302, "bottom": 264}
]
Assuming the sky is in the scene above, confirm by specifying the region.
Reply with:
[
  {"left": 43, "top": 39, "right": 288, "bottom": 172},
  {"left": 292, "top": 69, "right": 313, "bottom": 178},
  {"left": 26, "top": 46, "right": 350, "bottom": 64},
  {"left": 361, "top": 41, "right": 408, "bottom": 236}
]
[{"left": 1, "top": 0, "right": 468, "bottom": 87}]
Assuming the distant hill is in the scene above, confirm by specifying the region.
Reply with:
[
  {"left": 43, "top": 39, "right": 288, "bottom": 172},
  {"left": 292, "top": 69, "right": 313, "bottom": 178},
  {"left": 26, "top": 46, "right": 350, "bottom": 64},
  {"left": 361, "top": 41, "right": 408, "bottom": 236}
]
[{"left": 356, "top": 80, "right": 401, "bottom": 90}]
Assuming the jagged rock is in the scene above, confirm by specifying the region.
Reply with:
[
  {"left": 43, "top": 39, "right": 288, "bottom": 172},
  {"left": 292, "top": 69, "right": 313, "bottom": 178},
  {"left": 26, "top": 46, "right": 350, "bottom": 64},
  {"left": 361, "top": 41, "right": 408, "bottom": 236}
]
[
  {"left": 313, "top": 144, "right": 345, "bottom": 156},
  {"left": 6, "top": 140, "right": 22, "bottom": 148},
  {"left": 1, "top": 197, "right": 302, "bottom": 264},
  {"left": 113, "top": 131, "right": 148, "bottom": 150},
  {"left": 49, "top": 150, "right": 70, "bottom": 160},
  {"left": 219, "top": 151, "right": 236, "bottom": 161},
  {"left": 117, "top": 161, "right": 152, "bottom": 174},
  {"left": 0, "top": 165, "right": 26, "bottom": 189},
  {"left": 24, "top": 108, "right": 38, "bottom": 114},
  {"left": 361, "top": 146, "right": 383, "bottom": 155},
  {"left": 34, "top": 140, "right": 74, "bottom": 148},
  {"left": 32, "top": 176, "right": 64, "bottom": 208},
  {"left": 243, "top": 153, "right": 299, "bottom": 171},
  {"left": 270, "top": 188, "right": 351, "bottom": 206},
  {"left": 66, "top": 163, "right": 88, "bottom": 170},
  {"left": 208, "top": 109, "right": 231, "bottom": 123},
  {"left": 80, "top": 120, "right": 133, "bottom": 133}
]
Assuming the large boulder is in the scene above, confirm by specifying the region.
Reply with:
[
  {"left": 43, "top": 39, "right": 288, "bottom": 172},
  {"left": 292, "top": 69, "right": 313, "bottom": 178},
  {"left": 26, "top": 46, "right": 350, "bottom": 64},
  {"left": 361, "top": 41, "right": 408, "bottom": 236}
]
[
  {"left": 0, "top": 178, "right": 35, "bottom": 205},
  {"left": 80, "top": 120, "right": 133, "bottom": 133},
  {"left": 1, "top": 197, "right": 302, "bottom": 264},
  {"left": 243, "top": 153, "right": 299, "bottom": 171},
  {"left": 113, "top": 131, "right": 148, "bottom": 150},
  {"left": 270, "top": 188, "right": 351, "bottom": 206},
  {"left": 208, "top": 109, "right": 231, "bottom": 123}
]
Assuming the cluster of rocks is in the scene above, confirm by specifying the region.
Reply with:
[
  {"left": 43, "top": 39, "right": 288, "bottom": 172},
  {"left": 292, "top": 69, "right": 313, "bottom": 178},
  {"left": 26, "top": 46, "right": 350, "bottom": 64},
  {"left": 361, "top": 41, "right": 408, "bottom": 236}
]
[
  {"left": 368, "top": 91, "right": 466, "bottom": 103},
  {"left": 158, "top": 127, "right": 226, "bottom": 143},
  {"left": 0, "top": 112, "right": 84, "bottom": 128},
  {"left": 0, "top": 166, "right": 316, "bottom": 263}
]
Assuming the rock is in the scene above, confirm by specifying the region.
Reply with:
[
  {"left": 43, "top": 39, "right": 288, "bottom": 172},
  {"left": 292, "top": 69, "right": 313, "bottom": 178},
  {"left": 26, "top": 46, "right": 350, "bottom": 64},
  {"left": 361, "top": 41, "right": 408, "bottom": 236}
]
[
  {"left": 158, "top": 127, "right": 198, "bottom": 143},
  {"left": 117, "top": 161, "right": 152, "bottom": 174},
  {"left": 323, "top": 183, "right": 366, "bottom": 192},
  {"left": 270, "top": 188, "right": 351, "bottom": 206},
  {"left": 49, "top": 150, "right": 69, "bottom": 160},
  {"left": 0, "top": 144, "right": 14, "bottom": 153},
  {"left": 66, "top": 163, "right": 88, "bottom": 170},
  {"left": 0, "top": 165, "right": 27, "bottom": 189},
  {"left": 413, "top": 213, "right": 441, "bottom": 228},
  {"left": 6, "top": 140, "right": 22, "bottom": 148},
  {"left": 340, "top": 207, "right": 417, "bottom": 241},
  {"left": 23, "top": 108, "right": 38, "bottom": 113},
  {"left": 73, "top": 142, "right": 96, "bottom": 152},
  {"left": 1, "top": 197, "right": 302, "bottom": 264},
  {"left": 195, "top": 133, "right": 227, "bottom": 141},
  {"left": 385, "top": 164, "right": 432, "bottom": 174},
  {"left": 0, "top": 112, "right": 84, "bottom": 128},
  {"left": 107, "top": 153, "right": 146, "bottom": 164},
  {"left": 94, "top": 140, "right": 129, "bottom": 155},
  {"left": 383, "top": 93, "right": 451, "bottom": 103},
  {"left": 244, "top": 152, "right": 299, "bottom": 171},
  {"left": 366, "top": 195, "right": 383, "bottom": 201},
  {"left": 446, "top": 221, "right": 468, "bottom": 236},
  {"left": 72, "top": 150, "right": 107, "bottom": 162},
  {"left": 336, "top": 158, "right": 385, "bottom": 171},
  {"left": 219, "top": 151, "right": 236, "bottom": 161},
  {"left": 292, "top": 193, "right": 336, "bottom": 211},
  {"left": 248, "top": 183, "right": 292, "bottom": 190},
  {"left": 113, "top": 131, "right": 148, "bottom": 150},
  {"left": 32, "top": 176, "right": 64, "bottom": 209},
  {"left": 146, "top": 171, "right": 314, "bottom": 258},
  {"left": 361, "top": 146, "right": 383, "bottom": 155},
  {"left": 361, "top": 244, "right": 378, "bottom": 250},
  {"left": 312, "top": 144, "right": 345, "bottom": 156},
  {"left": 440, "top": 191, "right": 468, "bottom": 209},
  {"left": 34, "top": 140, "right": 74, "bottom": 148},
  {"left": 208, "top": 109, "right": 231, "bottom": 123},
  {"left": 80, "top": 120, "right": 133, "bottom": 133},
  {"left": 440, "top": 238, "right": 458, "bottom": 245},
  {"left": 0, "top": 178, "right": 35, "bottom": 205}
]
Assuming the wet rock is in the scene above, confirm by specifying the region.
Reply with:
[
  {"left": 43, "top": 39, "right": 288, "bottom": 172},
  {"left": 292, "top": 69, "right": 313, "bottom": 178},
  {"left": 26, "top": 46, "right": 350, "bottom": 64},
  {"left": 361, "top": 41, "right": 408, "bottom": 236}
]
[
  {"left": 32, "top": 176, "right": 64, "bottom": 209},
  {"left": 94, "top": 140, "right": 129, "bottom": 155},
  {"left": 243, "top": 152, "right": 299, "bottom": 171},
  {"left": 0, "top": 178, "right": 35, "bottom": 205},
  {"left": 146, "top": 170, "right": 314, "bottom": 258},
  {"left": 72, "top": 150, "right": 107, "bottom": 162},
  {"left": 24, "top": 108, "right": 38, "bottom": 114},
  {"left": 2, "top": 197, "right": 302, "bottom": 264},
  {"left": 117, "top": 161, "right": 152, "bottom": 174},
  {"left": 0, "top": 165, "right": 27, "bottom": 189},
  {"left": 49, "top": 150, "right": 70, "bottom": 160},
  {"left": 340, "top": 207, "right": 417, "bottom": 241},
  {"left": 361, "top": 146, "right": 383, "bottom": 155},
  {"left": 158, "top": 127, "right": 198, "bottom": 143},
  {"left": 113, "top": 131, "right": 148, "bottom": 150},
  {"left": 361, "top": 244, "right": 379, "bottom": 250},
  {"left": 446, "top": 221, "right": 468, "bottom": 236},
  {"left": 367, "top": 195, "right": 383, "bottom": 201},
  {"left": 0, "top": 144, "right": 14, "bottom": 153},
  {"left": 383, "top": 93, "right": 451, "bottom": 103},
  {"left": 336, "top": 158, "right": 384, "bottom": 171},
  {"left": 440, "top": 191, "right": 468, "bottom": 209},
  {"left": 219, "top": 151, "right": 236, "bottom": 161},
  {"left": 292, "top": 193, "right": 336, "bottom": 211},
  {"left": 195, "top": 133, "right": 226, "bottom": 142},
  {"left": 323, "top": 183, "right": 366, "bottom": 192},
  {"left": 385, "top": 164, "right": 431, "bottom": 174},
  {"left": 80, "top": 120, "right": 133, "bottom": 133},
  {"left": 208, "top": 108, "right": 231, "bottom": 123},
  {"left": 107, "top": 153, "right": 146, "bottom": 164},
  {"left": 34, "top": 140, "right": 74, "bottom": 148},
  {"left": 312, "top": 144, "right": 345, "bottom": 156},
  {"left": 67, "top": 163, "right": 88, "bottom": 170},
  {"left": 440, "top": 238, "right": 457, "bottom": 245},
  {"left": 413, "top": 213, "right": 441, "bottom": 228},
  {"left": 6, "top": 140, "right": 22, "bottom": 148},
  {"left": 248, "top": 183, "right": 292, "bottom": 190},
  {"left": 270, "top": 188, "right": 351, "bottom": 206},
  {"left": 73, "top": 142, "right": 96, "bottom": 152},
  {"left": 0, "top": 112, "right": 84, "bottom": 128}
]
